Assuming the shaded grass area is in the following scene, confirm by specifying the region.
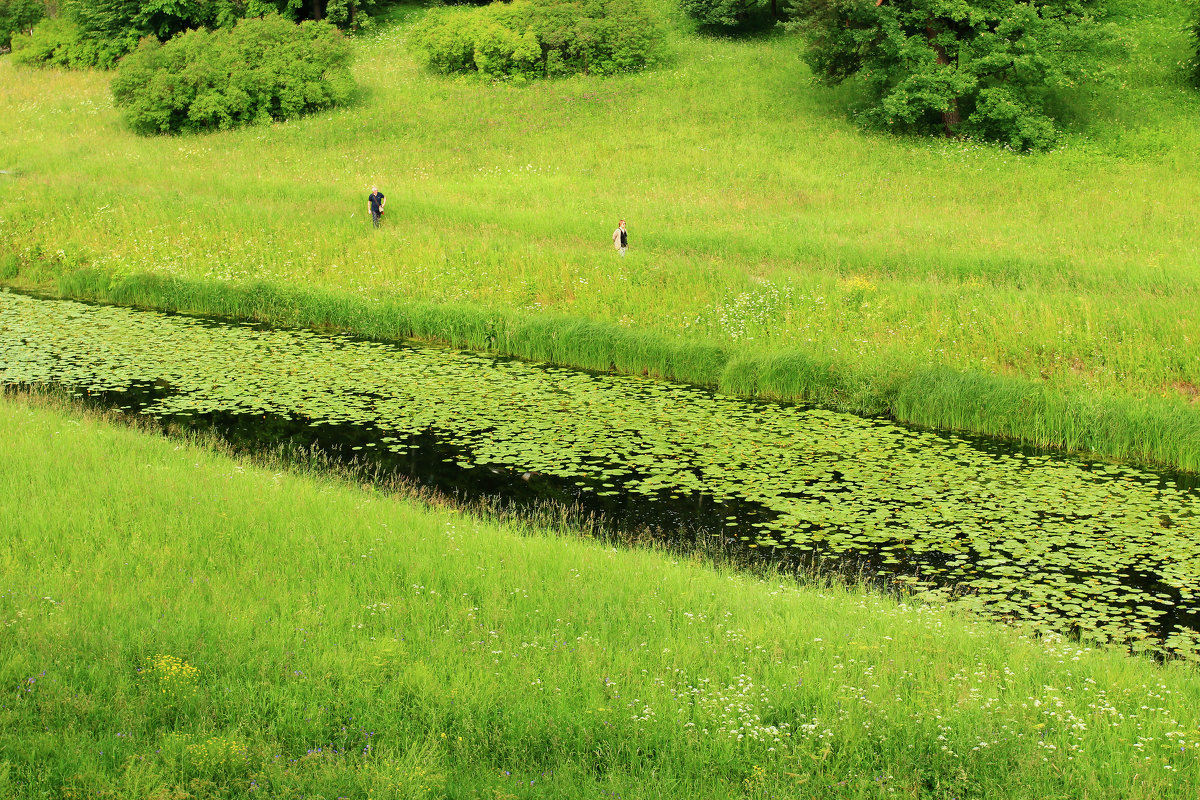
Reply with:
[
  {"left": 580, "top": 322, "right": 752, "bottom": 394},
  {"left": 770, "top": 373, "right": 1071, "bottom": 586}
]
[
  {"left": 2, "top": 394, "right": 1199, "bottom": 799},
  {"left": 5, "top": 2, "right": 1200, "bottom": 466}
]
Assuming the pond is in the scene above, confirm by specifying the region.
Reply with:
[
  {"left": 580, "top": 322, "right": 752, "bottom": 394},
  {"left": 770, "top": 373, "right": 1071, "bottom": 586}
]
[{"left": 2, "top": 289, "right": 1198, "bottom": 660}]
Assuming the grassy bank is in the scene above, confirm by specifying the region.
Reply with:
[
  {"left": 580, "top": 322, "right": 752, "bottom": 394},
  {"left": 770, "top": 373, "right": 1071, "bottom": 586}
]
[
  {"left": 16, "top": 269, "right": 1200, "bottom": 474},
  {"left": 5, "top": 1, "right": 1200, "bottom": 467},
  {"left": 1, "top": 394, "right": 1199, "bottom": 798}
]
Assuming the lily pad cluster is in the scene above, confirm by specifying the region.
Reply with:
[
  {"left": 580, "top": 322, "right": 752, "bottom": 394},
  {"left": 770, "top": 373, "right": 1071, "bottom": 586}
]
[{"left": 2, "top": 292, "right": 1198, "bottom": 659}]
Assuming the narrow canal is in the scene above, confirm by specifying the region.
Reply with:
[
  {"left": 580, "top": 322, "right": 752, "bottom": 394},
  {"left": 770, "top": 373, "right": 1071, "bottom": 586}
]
[{"left": 2, "top": 289, "right": 1198, "bottom": 659}]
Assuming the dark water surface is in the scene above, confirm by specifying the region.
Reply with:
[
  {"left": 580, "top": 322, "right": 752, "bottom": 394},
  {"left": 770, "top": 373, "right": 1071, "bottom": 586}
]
[{"left": 2, "top": 289, "right": 1198, "bottom": 659}]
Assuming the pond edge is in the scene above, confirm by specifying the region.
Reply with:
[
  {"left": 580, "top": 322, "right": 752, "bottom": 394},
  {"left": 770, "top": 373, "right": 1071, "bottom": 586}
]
[{"left": 5, "top": 263, "right": 1200, "bottom": 473}]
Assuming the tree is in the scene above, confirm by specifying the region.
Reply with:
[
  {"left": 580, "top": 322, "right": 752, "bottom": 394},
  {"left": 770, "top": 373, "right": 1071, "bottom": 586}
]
[
  {"left": 0, "top": 0, "right": 46, "bottom": 49},
  {"left": 791, "top": 0, "right": 1106, "bottom": 150},
  {"left": 63, "top": 0, "right": 244, "bottom": 59},
  {"left": 680, "top": 0, "right": 783, "bottom": 27},
  {"left": 245, "top": 0, "right": 384, "bottom": 27},
  {"left": 1190, "top": 0, "right": 1200, "bottom": 88},
  {"left": 12, "top": 0, "right": 384, "bottom": 68}
]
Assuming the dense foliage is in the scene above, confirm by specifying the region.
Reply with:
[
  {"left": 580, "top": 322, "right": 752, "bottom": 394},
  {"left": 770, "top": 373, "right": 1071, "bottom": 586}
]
[
  {"left": 412, "top": 0, "right": 668, "bottom": 79},
  {"left": 680, "top": 0, "right": 782, "bottom": 27},
  {"left": 10, "top": 0, "right": 382, "bottom": 68},
  {"left": 243, "top": 0, "right": 386, "bottom": 29},
  {"left": 790, "top": 0, "right": 1105, "bottom": 150},
  {"left": 13, "top": 0, "right": 247, "bottom": 68},
  {"left": 110, "top": 14, "right": 354, "bottom": 134},
  {"left": 10, "top": 15, "right": 85, "bottom": 67},
  {"left": 0, "top": 0, "right": 43, "bottom": 49},
  {"left": 1191, "top": 0, "right": 1200, "bottom": 87},
  {"left": 680, "top": 0, "right": 758, "bottom": 25}
]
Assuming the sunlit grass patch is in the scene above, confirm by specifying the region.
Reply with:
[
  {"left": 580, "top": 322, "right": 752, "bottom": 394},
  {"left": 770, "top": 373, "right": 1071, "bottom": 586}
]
[{"left": 2, "top": 395, "right": 1199, "bottom": 798}]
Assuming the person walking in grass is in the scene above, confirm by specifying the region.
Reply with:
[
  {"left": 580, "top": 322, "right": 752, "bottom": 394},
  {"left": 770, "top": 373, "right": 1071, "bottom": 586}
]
[
  {"left": 368, "top": 185, "right": 386, "bottom": 228},
  {"left": 613, "top": 219, "right": 628, "bottom": 255}
]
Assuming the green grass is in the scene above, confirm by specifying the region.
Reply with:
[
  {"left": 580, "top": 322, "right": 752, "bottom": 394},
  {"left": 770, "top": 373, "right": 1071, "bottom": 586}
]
[
  {"left": 2, "top": 393, "right": 1199, "bottom": 799},
  {"left": 4, "top": 1, "right": 1200, "bottom": 468}
]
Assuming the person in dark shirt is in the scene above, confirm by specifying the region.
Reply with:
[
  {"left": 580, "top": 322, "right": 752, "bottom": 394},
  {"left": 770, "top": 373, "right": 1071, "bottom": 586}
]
[{"left": 368, "top": 186, "right": 386, "bottom": 228}]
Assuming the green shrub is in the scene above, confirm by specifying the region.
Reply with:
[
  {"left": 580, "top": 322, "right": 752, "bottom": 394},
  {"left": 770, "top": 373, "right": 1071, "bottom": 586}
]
[
  {"left": 11, "top": 0, "right": 238, "bottom": 68},
  {"left": 246, "top": 0, "right": 389, "bottom": 30},
  {"left": 110, "top": 15, "right": 355, "bottom": 135},
  {"left": 412, "top": 0, "right": 668, "bottom": 80},
  {"left": 0, "top": 0, "right": 44, "bottom": 50},
  {"left": 10, "top": 16, "right": 103, "bottom": 68},
  {"left": 9, "top": 0, "right": 378, "bottom": 69}
]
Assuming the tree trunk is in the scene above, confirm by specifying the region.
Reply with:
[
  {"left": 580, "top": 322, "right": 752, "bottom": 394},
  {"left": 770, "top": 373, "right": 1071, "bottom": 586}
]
[
  {"left": 310, "top": 0, "right": 324, "bottom": 21},
  {"left": 770, "top": 0, "right": 779, "bottom": 19},
  {"left": 926, "top": 22, "right": 960, "bottom": 137},
  {"left": 941, "top": 97, "right": 961, "bottom": 137}
]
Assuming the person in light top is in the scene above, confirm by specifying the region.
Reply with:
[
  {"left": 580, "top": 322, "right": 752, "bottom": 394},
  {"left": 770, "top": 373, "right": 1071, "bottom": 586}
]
[{"left": 613, "top": 219, "right": 628, "bottom": 255}]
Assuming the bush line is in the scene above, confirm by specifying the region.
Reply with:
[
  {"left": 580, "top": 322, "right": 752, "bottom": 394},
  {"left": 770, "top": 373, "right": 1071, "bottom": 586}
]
[{"left": 14, "top": 265, "right": 1200, "bottom": 474}]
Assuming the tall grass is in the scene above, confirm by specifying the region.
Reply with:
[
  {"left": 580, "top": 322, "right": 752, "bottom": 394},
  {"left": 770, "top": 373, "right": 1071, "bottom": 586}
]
[
  {"left": 28, "top": 269, "right": 1200, "bottom": 472},
  {"left": 4, "top": 2, "right": 1200, "bottom": 463},
  {"left": 2, "top": 394, "right": 1199, "bottom": 799}
]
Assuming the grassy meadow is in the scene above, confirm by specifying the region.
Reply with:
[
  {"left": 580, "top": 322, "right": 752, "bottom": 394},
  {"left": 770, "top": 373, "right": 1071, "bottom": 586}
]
[
  {"left": 8, "top": 5, "right": 1200, "bottom": 797},
  {"left": 2, "top": 393, "right": 1199, "bottom": 799},
  {"left": 4, "top": 2, "right": 1200, "bottom": 466}
]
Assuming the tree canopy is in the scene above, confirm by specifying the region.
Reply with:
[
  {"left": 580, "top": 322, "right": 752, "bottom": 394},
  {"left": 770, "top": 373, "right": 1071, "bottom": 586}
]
[
  {"left": 0, "top": 0, "right": 44, "bottom": 49},
  {"left": 680, "top": 0, "right": 772, "bottom": 27},
  {"left": 791, "top": 0, "right": 1106, "bottom": 150},
  {"left": 10, "top": 0, "right": 382, "bottom": 68},
  {"left": 1190, "top": 0, "right": 1200, "bottom": 88}
]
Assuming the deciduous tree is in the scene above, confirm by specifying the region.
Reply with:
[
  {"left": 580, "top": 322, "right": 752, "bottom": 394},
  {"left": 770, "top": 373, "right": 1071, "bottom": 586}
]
[
  {"left": 680, "top": 0, "right": 788, "bottom": 27},
  {"left": 791, "top": 0, "right": 1106, "bottom": 150},
  {"left": 11, "top": 0, "right": 382, "bottom": 68},
  {"left": 0, "top": 0, "right": 46, "bottom": 49}
]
